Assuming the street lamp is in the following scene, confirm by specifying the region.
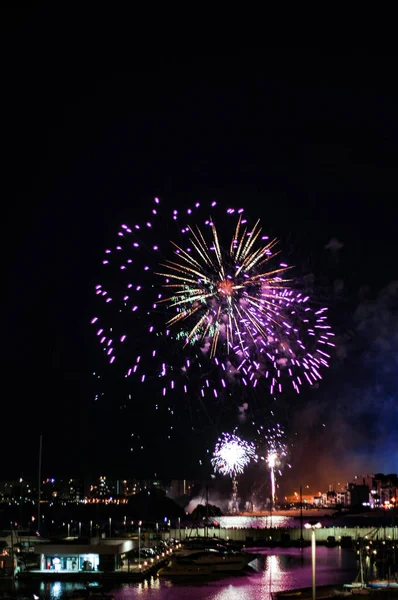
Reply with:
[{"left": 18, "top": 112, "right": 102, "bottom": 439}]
[
  {"left": 138, "top": 520, "right": 142, "bottom": 566},
  {"left": 305, "top": 522, "right": 322, "bottom": 600}
]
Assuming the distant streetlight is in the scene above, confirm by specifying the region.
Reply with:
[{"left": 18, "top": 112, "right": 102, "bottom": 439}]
[
  {"left": 305, "top": 522, "right": 322, "bottom": 600},
  {"left": 138, "top": 521, "right": 142, "bottom": 566}
]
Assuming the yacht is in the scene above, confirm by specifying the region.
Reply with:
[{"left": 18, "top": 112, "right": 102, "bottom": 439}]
[
  {"left": 159, "top": 548, "right": 253, "bottom": 576},
  {"left": 174, "top": 541, "right": 230, "bottom": 557},
  {"left": 181, "top": 536, "right": 242, "bottom": 551}
]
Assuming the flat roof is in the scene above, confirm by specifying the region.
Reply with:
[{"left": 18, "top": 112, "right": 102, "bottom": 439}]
[{"left": 34, "top": 541, "right": 133, "bottom": 555}]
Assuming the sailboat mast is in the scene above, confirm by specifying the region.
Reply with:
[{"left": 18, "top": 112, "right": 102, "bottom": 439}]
[
  {"left": 359, "top": 541, "right": 364, "bottom": 586},
  {"left": 37, "top": 434, "right": 43, "bottom": 534},
  {"left": 300, "top": 485, "right": 304, "bottom": 545}
]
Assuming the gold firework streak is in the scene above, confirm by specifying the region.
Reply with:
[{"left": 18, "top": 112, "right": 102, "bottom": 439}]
[{"left": 157, "top": 216, "right": 294, "bottom": 359}]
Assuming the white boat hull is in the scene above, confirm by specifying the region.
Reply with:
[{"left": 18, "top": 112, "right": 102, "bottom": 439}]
[
  {"left": 159, "top": 550, "right": 252, "bottom": 576},
  {"left": 368, "top": 581, "right": 398, "bottom": 589}
]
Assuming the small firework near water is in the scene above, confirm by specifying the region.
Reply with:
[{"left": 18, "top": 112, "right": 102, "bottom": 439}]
[
  {"left": 256, "top": 424, "right": 289, "bottom": 471},
  {"left": 256, "top": 423, "right": 289, "bottom": 508},
  {"left": 211, "top": 432, "right": 256, "bottom": 478},
  {"left": 91, "top": 197, "right": 334, "bottom": 399}
]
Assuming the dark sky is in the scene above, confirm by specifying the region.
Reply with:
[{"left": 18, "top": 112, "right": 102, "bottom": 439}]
[{"left": 4, "top": 13, "right": 398, "bottom": 484}]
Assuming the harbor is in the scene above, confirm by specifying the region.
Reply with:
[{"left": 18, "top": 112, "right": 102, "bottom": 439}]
[
  {"left": 0, "top": 521, "right": 394, "bottom": 599},
  {"left": 9, "top": 545, "right": 394, "bottom": 600}
]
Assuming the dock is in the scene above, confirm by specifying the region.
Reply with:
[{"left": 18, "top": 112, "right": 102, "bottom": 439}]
[{"left": 17, "top": 559, "right": 168, "bottom": 583}]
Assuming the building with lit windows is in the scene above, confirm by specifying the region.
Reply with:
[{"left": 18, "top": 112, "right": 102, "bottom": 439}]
[
  {"left": 349, "top": 473, "right": 397, "bottom": 508},
  {"left": 35, "top": 539, "right": 134, "bottom": 573}
]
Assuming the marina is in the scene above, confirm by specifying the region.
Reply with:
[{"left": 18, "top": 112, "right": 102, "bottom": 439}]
[
  {"left": 0, "top": 513, "right": 396, "bottom": 598},
  {"left": 5, "top": 546, "right": 373, "bottom": 599},
  {"left": 1, "top": 526, "right": 395, "bottom": 599}
]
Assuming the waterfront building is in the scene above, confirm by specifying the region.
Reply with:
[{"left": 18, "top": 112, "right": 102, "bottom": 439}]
[
  {"left": 336, "top": 490, "right": 350, "bottom": 505},
  {"left": 347, "top": 482, "right": 369, "bottom": 507},
  {"left": 350, "top": 473, "right": 398, "bottom": 508},
  {"left": 374, "top": 473, "right": 398, "bottom": 507},
  {"left": 0, "top": 479, "right": 34, "bottom": 503},
  {"left": 34, "top": 539, "right": 134, "bottom": 573},
  {"left": 89, "top": 475, "right": 114, "bottom": 498}
]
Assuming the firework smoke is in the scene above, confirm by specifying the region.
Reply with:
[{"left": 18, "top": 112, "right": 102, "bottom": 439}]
[{"left": 289, "top": 280, "right": 398, "bottom": 490}]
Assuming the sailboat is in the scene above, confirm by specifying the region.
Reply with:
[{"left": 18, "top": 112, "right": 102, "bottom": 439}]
[{"left": 343, "top": 542, "right": 370, "bottom": 595}]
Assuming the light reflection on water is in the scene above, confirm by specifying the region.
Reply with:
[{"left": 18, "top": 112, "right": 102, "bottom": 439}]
[
  {"left": 214, "top": 516, "right": 293, "bottom": 528},
  {"left": 16, "top": 547, "right": 358, "bottom": 600}
]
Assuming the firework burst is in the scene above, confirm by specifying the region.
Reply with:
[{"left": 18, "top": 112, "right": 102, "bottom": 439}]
[
  {"left": 156, "top": 215, "right": 290, "bottom": 361},
  {"left": 91, "top": 197, "right": 334, "bottom": 404},
  {"left": 211, "top": 432, "right": 256, "bottom": 478}
]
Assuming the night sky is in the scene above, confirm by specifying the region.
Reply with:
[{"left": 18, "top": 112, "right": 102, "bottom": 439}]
[{"left": 5, "top": 14, "right": 398, "bottom": 486}]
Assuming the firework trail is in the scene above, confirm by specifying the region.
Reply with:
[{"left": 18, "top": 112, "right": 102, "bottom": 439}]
[
  {"left": 91, "top": 197, "right": 334, "bottom": 404},
  {"left": 268, "top": 454, "right": 276, "bottom": 510},
  {"left": 211, "top": 432, "right": 256, "bottom": 477},
  {"left": 256, "top": 423, "right": 289, "bottom": 509}
]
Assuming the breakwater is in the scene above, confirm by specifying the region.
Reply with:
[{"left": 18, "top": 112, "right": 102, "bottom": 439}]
[{"left": 167, "top": 525, "right": 398, "bottom": 543}]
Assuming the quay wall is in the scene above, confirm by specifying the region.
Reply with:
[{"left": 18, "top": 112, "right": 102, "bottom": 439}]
[{"left": 167, "top": 526, "right": 398, "bottom": 543}]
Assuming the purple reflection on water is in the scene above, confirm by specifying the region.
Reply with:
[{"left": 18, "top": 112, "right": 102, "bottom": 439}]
[{"left": 114, "top": 548, "right": 356, "bottom": 600}]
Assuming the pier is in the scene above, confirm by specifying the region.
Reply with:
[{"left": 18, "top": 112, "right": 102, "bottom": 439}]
[{"left": 167, "top": 526, "right": 398, "bottom": 544}]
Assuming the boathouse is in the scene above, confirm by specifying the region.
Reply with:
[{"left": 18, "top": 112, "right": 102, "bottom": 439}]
[{"left": 33, "top": 539, "right": 134, "bottom": 573}]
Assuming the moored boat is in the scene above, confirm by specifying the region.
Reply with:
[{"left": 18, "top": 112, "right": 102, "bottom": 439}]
[
  {"left": 367, "top": 579, "right": 398, "bottom": 589},
  {"left": 159, "top": 547, "right": 253, "bottom": 576}
]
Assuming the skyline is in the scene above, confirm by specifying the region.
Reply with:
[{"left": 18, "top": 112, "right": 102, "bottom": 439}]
[
  {"left": 4, "top": 22, "right": 398, "bottom": 483},
  {"left": 1, "top": 470, "right": 397, "bottom": 507}
]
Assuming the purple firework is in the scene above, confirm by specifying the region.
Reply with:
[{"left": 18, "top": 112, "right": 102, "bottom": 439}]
[{"left": 91, "top": 198, "right": 334, "bottom": 398}]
